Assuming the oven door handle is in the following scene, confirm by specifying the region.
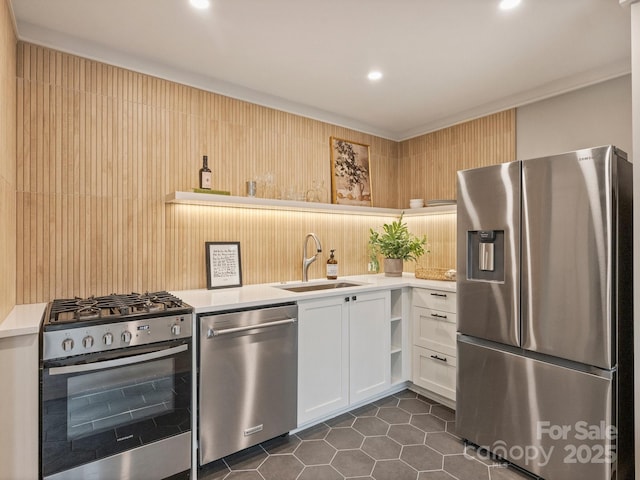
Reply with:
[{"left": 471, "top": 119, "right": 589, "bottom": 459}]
[
  {"left": 207, "top": 317, "right": 296, "bottom": 338},
  {"left": 48, "top": 344, "right": 188, "bottom": 376}
]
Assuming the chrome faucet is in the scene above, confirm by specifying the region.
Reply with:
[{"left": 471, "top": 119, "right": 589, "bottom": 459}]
[{"left": 302, "top": 233, "right": 322, "bottom": 282}]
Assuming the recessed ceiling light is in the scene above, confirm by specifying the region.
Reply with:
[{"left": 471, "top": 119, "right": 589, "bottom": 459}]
[
  {"left": 190, "top": 0, "right": 210, "bottom": 9},
  {"left": 368, "top": 71, "right": 383, "bottom": 81},
  {"left": 499, "top": 0, "right": 521, "bottom": 10}
]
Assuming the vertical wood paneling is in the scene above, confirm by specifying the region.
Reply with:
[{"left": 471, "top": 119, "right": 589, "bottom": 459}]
[
  {"left": 395, "top": 113, "right": 515, "bottom": 270},
  {"left": 0, "top": 0, "right": 16, "bottom": 318},
  {"left": 16, "top": 42, "right": 514, "bottom": 302},
  {"left": 16, "top": 42, "right": 400, "bottom": 301},
  {"left": 165, "top": 206, "right": 408, "bottom": 289},
  {"left": 397, "top": 110, "right": 516, "bottom": 208},
  {"left": 406, "top": 214, "right": 457, "bottom": 273}
]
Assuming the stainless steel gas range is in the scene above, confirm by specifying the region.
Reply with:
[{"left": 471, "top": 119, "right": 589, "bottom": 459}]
[{"left": 40, "top": 291, "right": 193, "bottom": 480}]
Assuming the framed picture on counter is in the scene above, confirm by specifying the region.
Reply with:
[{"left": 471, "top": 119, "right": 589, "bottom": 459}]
[
  {"left": 330, "top": 137, "right": 372, "bottom": 207},
  {"left": 205, "top": 241, "right": 243, "bottom": 289}
]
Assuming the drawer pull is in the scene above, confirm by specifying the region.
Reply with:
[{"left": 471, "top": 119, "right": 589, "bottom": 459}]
[
  {"left": 430, "top": 313, "right": 448, "bottom": 319},
  {"left": 430, "top": 354, "right": 448, "bottom": 363},
  {"left": 430, "top": 293, "right": 447, "bottom": 298}
]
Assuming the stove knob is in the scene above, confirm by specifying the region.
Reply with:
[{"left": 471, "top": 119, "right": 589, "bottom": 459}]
[
  {"left": 62, "top": 338, "right": 74, "bottom": 352},
  {"left": 121, "top": 331, "right": 132, "bottom": 344},
  {"left": 103, "top": 332, "right": 113, "bottom": 346},
  {"left": 171, "top": 324, "right": 181, "bottom": 336},
  {"left": 82, "top": 336, "right": 94, "bottom": 349}
]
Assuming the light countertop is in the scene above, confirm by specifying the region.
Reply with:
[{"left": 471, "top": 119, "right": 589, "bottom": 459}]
[
  {"left": 0, "top": 274, "right": 456, "bottom": 336},
  {"left": 0, "top": 303, "right": 47, "bottom": 339},
  {"left": 172, "top": 273, "right": 456, "bottom": 314}
]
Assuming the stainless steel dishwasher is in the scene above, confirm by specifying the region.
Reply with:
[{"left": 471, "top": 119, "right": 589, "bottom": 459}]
[{"left": 198, "top": 303, "right": 298, "bottom": 466}]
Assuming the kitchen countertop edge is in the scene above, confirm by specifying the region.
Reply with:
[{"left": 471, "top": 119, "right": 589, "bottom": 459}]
[
  {"left": 0, "top": 303, "right": 46, "bottom": 338},
  {"left": 0, "top": 275, "right": 455, "bottom": 335},
  {"left": 172, "top": 273, "right": 456, "bottom": 314}
]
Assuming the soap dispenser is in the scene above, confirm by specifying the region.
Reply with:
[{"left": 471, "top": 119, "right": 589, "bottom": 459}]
[{"left": 326, "top": 249, "right": 338, "bottom": 280}]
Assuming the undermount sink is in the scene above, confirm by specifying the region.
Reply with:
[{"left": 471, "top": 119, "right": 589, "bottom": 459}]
[{"left": 277, "top": 281, "right": 366, "bottom": 293}]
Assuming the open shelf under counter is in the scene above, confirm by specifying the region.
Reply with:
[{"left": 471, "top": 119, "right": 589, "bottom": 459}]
[{"left": 165, "top": 191, "right": 456, "bottom": 217}]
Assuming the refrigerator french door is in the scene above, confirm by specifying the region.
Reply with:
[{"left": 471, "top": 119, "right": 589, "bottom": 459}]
[{"left": 456, "top": 146, "right": 634, "bottom": 480}]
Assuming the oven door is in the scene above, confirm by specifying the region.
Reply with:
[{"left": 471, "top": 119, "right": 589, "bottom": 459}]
[{"left": 40, "top": 339, "right": 191, "bottom": 480}]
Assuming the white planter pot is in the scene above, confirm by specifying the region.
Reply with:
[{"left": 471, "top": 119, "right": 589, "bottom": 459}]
[{"left": 384, "top": 258, "right": 403, "bottom": 277}]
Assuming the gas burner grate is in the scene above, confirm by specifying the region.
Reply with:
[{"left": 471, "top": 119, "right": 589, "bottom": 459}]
[{"left": 46, "top": 291, "right": 189, "bottom": 325}]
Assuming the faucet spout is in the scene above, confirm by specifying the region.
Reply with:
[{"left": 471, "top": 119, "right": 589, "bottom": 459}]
[{"left": 302, "top": 233, "right": 322, "bottom": 282}]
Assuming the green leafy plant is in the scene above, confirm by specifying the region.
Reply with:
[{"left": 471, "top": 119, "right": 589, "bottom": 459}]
[{"left": 369, "top": 213, "right": 428, "bottom": 261}]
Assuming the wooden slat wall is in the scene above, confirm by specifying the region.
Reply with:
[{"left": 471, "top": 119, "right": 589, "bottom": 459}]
[
  {"left": 166, "top": 206, "right": 398, "bottom": 288},
  {"left": 396, "top": 111, "right": 516, "bottom": 272},
  {"left": 397, "top": 110, "right": 516, "bottom": 208},
  {"left": 0, "top": 0, "right": 16, "bottom": 318},
  {"left": 405, "top": 213, "right": 457, "bottom": 273},
  {"left": 15, "top": 43, "right": 515, "bottom": 302},
  {"left": 16, "top": 42, "right": 401, "bottom": 302}
]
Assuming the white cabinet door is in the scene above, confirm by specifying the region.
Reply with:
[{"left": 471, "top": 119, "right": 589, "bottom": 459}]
[
  {"left": 412, "top": 305, "right": 457, "bottom": 357},
  {"left": 349, "top": 291, "right": 391, "bottom": 404},
  {"left": 413, "top": 345, "right": 457, "bottom": 401},
  {"left": 297, "top": 296, "right": 349, "bottom": 425},
  {"left": 412, "top": 288, "right": 457, "bottom": 312}
]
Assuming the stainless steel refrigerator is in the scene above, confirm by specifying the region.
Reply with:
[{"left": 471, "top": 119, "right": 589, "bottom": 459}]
[{"left": 456, "top": 146, "right": 634, "bottom": 480}]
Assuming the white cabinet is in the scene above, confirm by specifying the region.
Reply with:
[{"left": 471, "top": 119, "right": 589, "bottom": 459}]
[
  {"left": 0, "top": 332, "right": 39, "bottom": 480},
  {"left": 297, "top": 296, "right": 349, "bottom": 425},
  {"left": 412, "top": 288, "right": 457, "bottom": 401},
  {"left": 413, "top": 345, "right": 457, "bottom": 400},
  {"left": 297, "top": 290, "right": 390, "bottom": 425},
  {"left": 349, "top": 291, "right": 391, "bottom": 403}
]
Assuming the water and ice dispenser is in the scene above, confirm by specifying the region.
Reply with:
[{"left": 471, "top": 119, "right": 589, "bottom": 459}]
[{"left": 467, "top": 230, "right": 504, "bottom": 282}]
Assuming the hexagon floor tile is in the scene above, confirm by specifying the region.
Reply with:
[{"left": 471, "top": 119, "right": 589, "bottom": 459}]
[
  {"left": 196, "top": 389, "right": 536, "bottom": 480},
  {"left": 294, "top": 440, "right": 337, "bottom": 466},
  {"left": 362, "top": 436, "right": 402, "bottom": 460},
  {"left": 257, "top": 454, "right": 304, "bottom": 480},
  {"left": 376, "top": 406, "right": 411, "bottom": 425},
  {"left": 353, "top": 416, "right": 390, "bottom": 436}
]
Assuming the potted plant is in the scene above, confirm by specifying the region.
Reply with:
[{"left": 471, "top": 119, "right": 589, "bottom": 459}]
[{"left": 369, "top": 213, "right": 428, "bottom": 277}]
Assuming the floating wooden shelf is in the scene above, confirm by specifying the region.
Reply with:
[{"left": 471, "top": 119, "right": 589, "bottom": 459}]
[{"left": 165, "top": 192, "right": 456, "bottom": 217}]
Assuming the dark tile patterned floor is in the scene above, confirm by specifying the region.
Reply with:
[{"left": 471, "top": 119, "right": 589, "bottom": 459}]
[{"left": 198, "top": 390, "right": 533, "bottom": 480}]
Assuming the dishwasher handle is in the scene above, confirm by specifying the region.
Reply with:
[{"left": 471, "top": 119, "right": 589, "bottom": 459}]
[{"left": 207, "top": 317, "right": 296, "bottom": 338}]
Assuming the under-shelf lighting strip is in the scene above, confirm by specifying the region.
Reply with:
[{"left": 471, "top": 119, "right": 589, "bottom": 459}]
[{"left": 165, "top": 192, "right": 457, "bottom": 217}]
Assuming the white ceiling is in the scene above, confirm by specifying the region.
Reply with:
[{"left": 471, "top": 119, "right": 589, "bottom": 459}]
[{"left": 10, "top": 0, "right": 632, "bottom": 141}]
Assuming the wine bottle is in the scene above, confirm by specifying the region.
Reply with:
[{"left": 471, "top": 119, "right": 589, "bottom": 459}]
[{"left": 199, "top": 155, "right": 212, "bottom": 189}]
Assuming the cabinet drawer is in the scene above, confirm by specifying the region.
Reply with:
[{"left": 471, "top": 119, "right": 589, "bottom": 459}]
[
  {"left": 412, "top": 346, "right": 456, "bottom": 401},
  {"left": 413, "top": 288, "right": 456, "bottom": 313},
  {"left": 412, "top": 306, "right": 456, "bottom": 356}
]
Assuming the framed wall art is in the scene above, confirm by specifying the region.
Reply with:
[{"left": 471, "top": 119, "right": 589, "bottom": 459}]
[
  {"left": 205, "top": 241, "right": 243, "bottom": 289},
  {"left": 330, "top": 137, "right": 372, "bottom": 207}
]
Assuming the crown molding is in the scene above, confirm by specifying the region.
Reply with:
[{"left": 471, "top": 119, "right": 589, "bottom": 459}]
[{"left": 14, "top": 20, "right": 632, "bottom": 143}]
